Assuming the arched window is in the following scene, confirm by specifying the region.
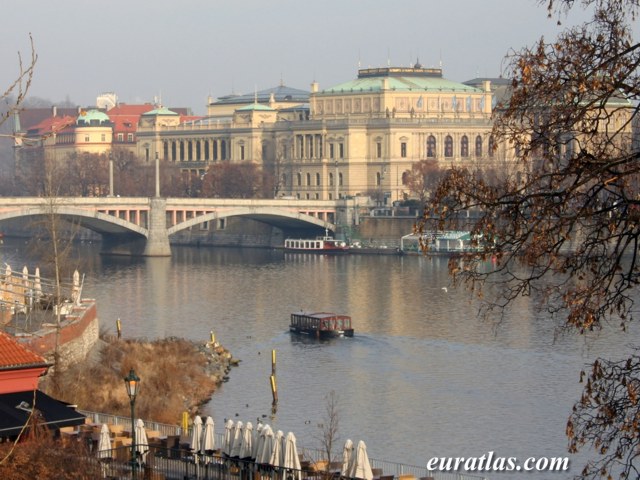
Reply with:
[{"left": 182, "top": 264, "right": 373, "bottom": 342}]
[
  {"left": 188, "top": 141, "right": 193, "bottom": 161},
  {"left": 179, "top": 141, "right": 185, "bottom": 161},
  {"left": 171, "top": 141, "right": 177, "bottom": 161},
  {"left": 306, "top": 173, "right": 311, "bottom": 186},
  {"left": 163, "top": 141, "right": 169, "bottom": 160},
  {"left": 488, "top": 136, "right": 495, "bottom": 157},
  {"left": 339, "top": 172, "right": 343, "bottom": 186},
  {"left": 213, "top": 141, "right": 218, "bottom": 161},
  {"left": 221, "top": 140, "right": 227, "bottom": 160},
  {"left": 445, "top": 135, "right": 453, "bottom": 157},
  {"left": 297, "top": 173, "right": 302, "bottom": 186},
  {"left": 376, "top": 172, "right": 381, "bottom": 186},
  {"left": 427, "top": 135, "right": 436, "bottom": 158},
  {"left": 475, "top": 136, "right": 482, "bottom": 157},
  {"left": 461, "top": 136, "right": 469, "bottom": 157},
  {"left": 329, "top": 173, "right": 334, "bottom": 187},
  {"left": 315, "top": 173, "right": 321, "bottom": 186}
]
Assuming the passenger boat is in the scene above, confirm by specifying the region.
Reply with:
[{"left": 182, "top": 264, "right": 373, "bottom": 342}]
[
  {"left": 284, "top": 230, "right": 349, "bottom": 253},
  {"left": 289, "top": 311, "right": 354, "bottom": 338}
]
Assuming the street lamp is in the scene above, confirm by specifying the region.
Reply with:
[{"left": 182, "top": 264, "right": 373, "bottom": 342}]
[{"left": 124, "top": 368, "right": 140, "bottom": 479}]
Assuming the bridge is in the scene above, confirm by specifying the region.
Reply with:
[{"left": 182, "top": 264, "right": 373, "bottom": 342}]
[{"left": 0, "top": 197, "right": 342, "bottom": 256}]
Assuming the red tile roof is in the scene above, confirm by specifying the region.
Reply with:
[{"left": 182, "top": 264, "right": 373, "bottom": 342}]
[
  {"left": 0, "top": 332, "right": 47, "bottom": 370},
  {"left": 26, "top": 115, "right": 76, "bottom": 136}
]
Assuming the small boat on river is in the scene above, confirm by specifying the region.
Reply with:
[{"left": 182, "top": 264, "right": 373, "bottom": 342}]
[
  {"left": 284, "top": 230, "right": 349, "bottom": 253},
  {"left": 289, "top": 311, "right": 354, "bottom": 338}
]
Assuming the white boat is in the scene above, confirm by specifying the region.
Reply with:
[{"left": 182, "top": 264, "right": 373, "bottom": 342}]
[{"left": 284, "top": 230, "right": 349, "bottom": 253}]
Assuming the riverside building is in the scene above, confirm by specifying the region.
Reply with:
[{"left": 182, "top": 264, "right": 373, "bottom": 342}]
[{"left": 134, "top": 63, "right": 504, "bottom": 203}]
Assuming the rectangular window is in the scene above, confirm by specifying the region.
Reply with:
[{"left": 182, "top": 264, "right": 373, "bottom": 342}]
[
  {"left": 127, "top": 133, "right": 133, "bottom": 142},
  {"left": 101, "top": 134, "right": 106, "bottom": 142},
  {"left": 339, "top": 143, "right": 344, "bottom": 158},
  {"left": 84, "top": 135, "right": 90, "bottom": 142},
  {"left": 401, "top": 142, "right": 407, "bottom": 158},
  {"left": 376, "top": 142, "right": 382, "bottom": 158},
  {"left": 117, "top": 133, "right": 124, "bottom": 142},
  {"left": 240, "top": 145, "right": 245, "bottom": 160},
  {"left": 329, "top": 144, "right": 334, "bottom": 159}
]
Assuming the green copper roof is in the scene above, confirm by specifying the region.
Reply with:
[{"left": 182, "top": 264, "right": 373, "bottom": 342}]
[
  {"left": 76, "top": 109, "right": 110, "bottom": 125},
  {"left": 322, "top": 73, "right": 481, "bottom": 95},
  {"left": 142, "top": 107, "right": 179, "bottom": 116},
  {"left": 236, "top": 103, "right": 275, "bottom": 112}
]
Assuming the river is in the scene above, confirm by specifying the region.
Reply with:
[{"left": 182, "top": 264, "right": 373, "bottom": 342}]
[{"left": 2, "top": 238, "right": 638, "bottom": 479}]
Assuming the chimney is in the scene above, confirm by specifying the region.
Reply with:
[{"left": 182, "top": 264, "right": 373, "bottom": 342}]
[{"left": 52, "top": 105, "right": 57, "bottom": 117}]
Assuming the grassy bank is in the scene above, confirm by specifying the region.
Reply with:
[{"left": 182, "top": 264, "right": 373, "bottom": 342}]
[{"left": 40, "top": 335, "right": 235, "bottom": 424}]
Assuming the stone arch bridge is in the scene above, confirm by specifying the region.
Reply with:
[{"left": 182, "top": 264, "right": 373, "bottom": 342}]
[{"left": 0, "top": 197, "right": 341, "bottom": 256}]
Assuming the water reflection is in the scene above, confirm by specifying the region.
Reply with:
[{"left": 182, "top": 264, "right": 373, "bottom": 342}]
[{"left": 2, "top": 238, "right": 637, "bottom": 479}]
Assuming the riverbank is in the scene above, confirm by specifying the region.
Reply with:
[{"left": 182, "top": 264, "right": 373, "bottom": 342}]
[{"left": 40, "top": 335, "right": 237, "bottom": 425}]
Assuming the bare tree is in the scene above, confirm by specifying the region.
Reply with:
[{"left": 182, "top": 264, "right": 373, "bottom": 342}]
[
  {"left": 402, "top": 159, "right": 447, "bottom": 204},
  {"left": 422, "top": 1, "right": 640, "bottom": 478},
  {"left": 316, "top": 390, "right": 341, "bottom": 475}
]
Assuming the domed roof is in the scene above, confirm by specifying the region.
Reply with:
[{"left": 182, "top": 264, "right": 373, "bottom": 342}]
[{"left": 76, "top": 109, "right": 111, "bottom": 126}]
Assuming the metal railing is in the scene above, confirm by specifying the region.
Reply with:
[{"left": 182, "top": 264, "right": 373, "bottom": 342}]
[
  {"left": 78, "top": 412, "right": 487, "bottom": 480},
  {"left": 86, "top": 446, "right": 488, "bottom": 480}
]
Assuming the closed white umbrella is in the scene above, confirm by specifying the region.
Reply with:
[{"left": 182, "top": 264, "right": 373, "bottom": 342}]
[
  {"left": 239, "top": 421, "right": 253, "bottom": 459},
  {"left": 34, "top": 267, "right": 42, "bottom": 302},
  {"left": 270, "top": 430, "right": 284, "bottom": 468},
  {"left": 134, "top": 418, "right": 150, "bottom": 464},
  {"left": 97, "top": 424, "right": 112, "bottom": 460},
  {"left": 21, "top": 265, "right": 29, "bottom": 305},
  {"left": 349, "top": 441, "right": 373, "bottom": 480},
  {"left": 283, "top": 432, "right": 301, "bottom": 480},
  {"left": 72, "top": 269, "right": 80, "bottom": 304},
  {"left": 201, "top": 416, "right": 216, "bottom": 466},
  {"left": 4, "top": 264, "right": 12, "bottom": 304},
  {"left": 230, "top": 420, "right": 244, "bottom": 457},
  {"left": 190, "top": 415, "right": 203, "bottom": 457},
  {"left": 341, "top": 439, "right": 354, "bottom": 477},
  {"left": 201, "top": 416, "right": 216, "bottom": 454},
  {"left": 251, "top": 423, "right": 264, "bottom": 459},
  {"left": 223, "top": 419, "right": 235, "bottom": 456},
  {"left": 257, "top": 425, "right": 274, "bottom": 465}
]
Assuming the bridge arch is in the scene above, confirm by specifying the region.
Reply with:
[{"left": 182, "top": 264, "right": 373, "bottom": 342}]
[
  {"left": 167, "top": 207, "right": 335, "bottom": 236},
  {"left": 0, "top": 206, "right": 148, "bottom": 238}
]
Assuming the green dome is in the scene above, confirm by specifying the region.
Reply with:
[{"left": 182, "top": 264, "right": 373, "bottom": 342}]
[{"left": 76, "top": 109, "right": 111, "bottom": 126}]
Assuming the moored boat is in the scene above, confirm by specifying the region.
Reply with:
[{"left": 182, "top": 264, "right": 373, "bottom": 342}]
[
  {"left": 284, "top": 230, "right": 349, "bottom": 253},
  {"left": 289, "top": 311, "right": 354, "bottom": 338}
]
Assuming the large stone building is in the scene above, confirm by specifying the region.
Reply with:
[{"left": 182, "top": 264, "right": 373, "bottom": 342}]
[{"left": 136, "top": 64, "right": 502, "bottom": 203}]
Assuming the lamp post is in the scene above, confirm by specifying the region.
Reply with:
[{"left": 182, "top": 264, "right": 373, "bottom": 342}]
[{"left": 124, "top": 368, "right": 140, "bottom": 479}]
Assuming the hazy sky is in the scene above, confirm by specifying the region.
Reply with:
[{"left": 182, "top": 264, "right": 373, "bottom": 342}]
[{"left": 1, "top": 1, "right": 599, "bottom": 115}]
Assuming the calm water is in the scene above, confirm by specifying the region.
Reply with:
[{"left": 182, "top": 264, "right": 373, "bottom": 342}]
[{"left": 2, "top": 239, "right": 637, "bottom": 479}]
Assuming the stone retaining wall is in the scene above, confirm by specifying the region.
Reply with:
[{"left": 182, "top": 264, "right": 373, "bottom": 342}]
[{"left": 17, "top": 300, "right": 99, "bottom": 369}]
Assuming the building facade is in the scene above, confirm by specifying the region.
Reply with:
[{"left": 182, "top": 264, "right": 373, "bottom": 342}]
[{"left": 136, "top": 65, "right": 502, "bottom": 203}]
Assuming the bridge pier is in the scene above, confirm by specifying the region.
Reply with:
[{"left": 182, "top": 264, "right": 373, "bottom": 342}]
[{"left": 143, "top": 198, "right": 171, "bottom": 257}]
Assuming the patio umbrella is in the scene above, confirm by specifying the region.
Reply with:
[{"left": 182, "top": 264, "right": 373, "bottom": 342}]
[
  {"left": 134, "top": 418, "right": 150, "bottom": 464},
  {"left": 341, "top": 439, "right": 354, "bottom": 477},
  {"left": 349, "top": 441, "right": 373, "bottom": 480},
  {"left": 251, "top": 423, "right": 264, "bottom": 459},
  {"left": 34, "top": 267, "right": 42, "bottom": 302},
  {"left": 97, "top": 423, "right": 112, "bottom": 460},
  {"left": 190, "top": 415, "right": 203, "bottom": 457},
  {"left": 270, "top": 430, "right": 284, "bottom": 468},
  {"left": 21, "top": 266, "right": 29, "bottom": 305},
  {"left": 201, "top": 416, "right": 216, "bottom": 458},
  {"left": 4, "top": 264, "right": 12, "bottom": 304},
  {"left": 283, "top": 432, "right": 301, "bottom": 480},
  {"left": 223, "top": 419, "right": 235, "bottom": 456},
  {"left": 72, "top": 269, "right": 80, "bottom": 304},
  {"left": 230, "top": 420, "right": 244, "bottom": 457},
  {"left": 257, "top": 425, "right": 274, "bottom": 465},
  {"left": 239, "top": 421, "right": 253, "bottom": 459}
]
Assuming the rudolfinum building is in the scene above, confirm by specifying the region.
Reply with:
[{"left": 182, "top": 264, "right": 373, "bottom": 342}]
[{"left": 135, "top": 63, "right": 506, "bottom": 204}]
